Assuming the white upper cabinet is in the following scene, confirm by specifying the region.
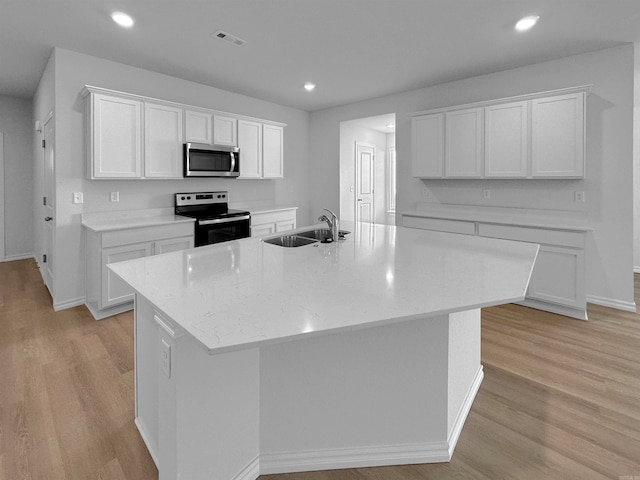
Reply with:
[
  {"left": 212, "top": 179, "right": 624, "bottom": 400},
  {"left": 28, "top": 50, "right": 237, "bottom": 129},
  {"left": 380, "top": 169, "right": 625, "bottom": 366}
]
[
  {"left": 184, "top": 109, "right": 213, "bottom": 144},
  {"left": 263, "top": 124, "right": 284, "bottom": 178},
  {"left": 531, "top": 92, "right": 585, "bottom": 178},
  {"left": 411, "top": 86, "right": 589, "bottom": 180},
  {"left": 484, "top": 101, "right": 528, "bottom": 178},
  {"left": 213, "top": 114, "right": 238, "bottom": 146},
  {"left": 445, "top": 108, "right": 483, "bottom": 178},
  {"left": 83, "top": 86, "right": 286, "bottom": 180},
  {"left": 144, "top": 102, "right": 184, "bottom": 178},
  {"left": 88, "top": 93, "right": 143, "bottom": 179},
  {"left": 411, "top": 114, "right": 443, "bottom": 178},
  {"left": 238, "top": 119, "right": 263, "bottom": 179}
]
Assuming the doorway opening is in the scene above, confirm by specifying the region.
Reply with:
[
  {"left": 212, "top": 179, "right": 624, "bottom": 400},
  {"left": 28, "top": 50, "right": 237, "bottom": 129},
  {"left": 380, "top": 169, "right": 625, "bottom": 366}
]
[{"left": 339, "top": 114, "right": 396, "bottom": 225}]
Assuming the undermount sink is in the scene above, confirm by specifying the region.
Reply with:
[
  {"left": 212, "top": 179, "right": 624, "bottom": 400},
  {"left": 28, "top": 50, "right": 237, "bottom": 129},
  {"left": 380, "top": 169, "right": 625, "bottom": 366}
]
[
  {"left": 263, "top": 235, "right": 319, "bottom": 248},
  {"left": 263, "top": 228, "right": 348, "bottom": 248}
]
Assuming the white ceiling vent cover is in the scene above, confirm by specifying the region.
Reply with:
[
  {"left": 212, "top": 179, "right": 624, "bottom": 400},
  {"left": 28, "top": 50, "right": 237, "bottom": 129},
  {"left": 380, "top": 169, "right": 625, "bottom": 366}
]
[{"left": 212, "top": 30, "right": 247, "bottom": 47}]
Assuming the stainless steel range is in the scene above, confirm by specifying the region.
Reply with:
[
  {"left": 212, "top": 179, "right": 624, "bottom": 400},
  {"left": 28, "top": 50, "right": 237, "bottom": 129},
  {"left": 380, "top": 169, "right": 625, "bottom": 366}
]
[{"left": 175, "top": 191, "right": 251, "bottom": 247}]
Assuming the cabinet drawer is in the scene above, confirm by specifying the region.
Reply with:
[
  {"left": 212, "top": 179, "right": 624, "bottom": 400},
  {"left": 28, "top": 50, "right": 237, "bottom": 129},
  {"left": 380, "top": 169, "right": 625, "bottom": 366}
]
[
  {"left": 403, "top": 216, "right": 476, "bottom": 235},
  {"left": 478, "top": 223, "right": 585, "bottom": 248},
  {"left": 101, "top": 223, "right": 194, "bottom": 248}
]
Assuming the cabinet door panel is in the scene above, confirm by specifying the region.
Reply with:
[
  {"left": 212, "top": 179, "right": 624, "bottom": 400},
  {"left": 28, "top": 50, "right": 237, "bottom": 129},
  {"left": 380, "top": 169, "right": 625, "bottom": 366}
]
[
  {"left": 528, "top": 246, "right": 585, "bottom": 309},
  {"left": 238, "top": 120, "right": 263, "bottom": 178},
  {"left": 144, "top": 103, "right": 183, "bottom": 178},
  {"left": 276, "top": 219, "right": 296, "bottom": 232},
  {"left": 531, "top": 93, "right": 584, "bottom": 177},
  {"left": 213, "top": 115, "right": 238, "bottom": 146},
  {"left": 92, "top": 94, "right": 142, "bottom": 178},
  {"left": 101, "top": 243, "right": 152, "bottom": 308},
  {"left": 263, "top": 124, "right": 284, "bottom": 178},
  {"left": 484, "top": 101, "right": 528, "bottom": 178},
  {"left": 445, "top": 108, "right": 482, "bottom": 177},
  {"left": 251, "top": 224, "right": 276, "bottom": 237},
  {"left": 185, "top": 110, "right": 213, "bottom": 144},
  {"left": 154, "top": 236, "right": 194, "bottom": 255},
  {"left": 411, "top": 114, "right": 443, "bottom": 178}
]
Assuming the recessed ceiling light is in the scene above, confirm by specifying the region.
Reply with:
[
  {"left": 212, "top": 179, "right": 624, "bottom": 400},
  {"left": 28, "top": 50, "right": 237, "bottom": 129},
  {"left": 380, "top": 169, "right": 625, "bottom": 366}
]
[
  {"left": 111, "top": 12, "right": 135, "bottom": 28},
  {"left": 515, "top": 15, "right": 539, "bottom": 32},
  {"left": 304, "top": 82, "right": 316, "bottom": 92}
]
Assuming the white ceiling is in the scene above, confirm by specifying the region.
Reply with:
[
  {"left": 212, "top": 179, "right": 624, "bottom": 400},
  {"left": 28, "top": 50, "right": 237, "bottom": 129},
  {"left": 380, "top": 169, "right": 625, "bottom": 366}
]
[{"left": 2, "top": 0, "right": 640, "bottom": 111}]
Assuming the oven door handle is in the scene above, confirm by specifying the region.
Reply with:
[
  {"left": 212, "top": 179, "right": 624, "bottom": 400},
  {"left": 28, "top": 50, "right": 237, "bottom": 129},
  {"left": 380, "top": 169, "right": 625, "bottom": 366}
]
[{"left": 199, "top": 214, "right": 250, "bottom": 226}]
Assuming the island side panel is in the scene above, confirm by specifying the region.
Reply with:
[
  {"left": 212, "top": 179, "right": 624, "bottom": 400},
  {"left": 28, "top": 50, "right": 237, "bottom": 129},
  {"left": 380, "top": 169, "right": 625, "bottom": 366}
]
[
  {"left": 259, "top": 314, "right": 456, "bottom": 475},
  {"left": 135, "top": 295, "right": 261, "bottom": 480},
  {"left": 447, "top": 309, "right": 483, "bottom": 450},
  {"left": 134, "top": 296, "right": 160, "bottom": 465}
]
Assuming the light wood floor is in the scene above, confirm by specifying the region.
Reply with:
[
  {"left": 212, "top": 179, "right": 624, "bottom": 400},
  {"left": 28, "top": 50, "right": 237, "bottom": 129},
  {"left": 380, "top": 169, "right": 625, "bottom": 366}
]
[{"left": 1, "top": 258, "right": 639, "bottom": 479}]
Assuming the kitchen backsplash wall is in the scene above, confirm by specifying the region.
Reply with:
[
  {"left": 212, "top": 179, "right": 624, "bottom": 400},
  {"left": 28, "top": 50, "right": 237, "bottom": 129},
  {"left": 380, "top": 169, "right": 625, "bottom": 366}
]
[
  {"left": 309, "top": 44, "right": 635, "bottom": 311},
  {"left": 35, "top": 47, "right": 310, "bottom": 309}
]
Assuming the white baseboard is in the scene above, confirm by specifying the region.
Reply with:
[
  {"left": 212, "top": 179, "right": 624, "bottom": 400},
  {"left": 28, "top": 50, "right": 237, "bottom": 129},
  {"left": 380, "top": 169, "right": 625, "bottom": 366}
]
[
  {"left": 53, "top": 296, "right": 86, "bottom": 312},
  {"left": 2, "top": 253, "right": 34, "bottom": 262},
  {"left": 259, "top": 441, "right": 451, "bottom": 475},
  {"left": 447, "top": 366, "right": 484, "bottom": 457},
  {"left": 233, "top": 456, "right": 259, "bottom": 480},
  {"left": 587, "top": 295, "right": 637, "bottom": 313}
]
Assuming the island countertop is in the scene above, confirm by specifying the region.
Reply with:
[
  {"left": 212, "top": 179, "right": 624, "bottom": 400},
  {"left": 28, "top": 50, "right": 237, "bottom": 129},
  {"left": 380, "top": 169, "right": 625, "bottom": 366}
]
[{"left": 109, "top": 221, "right": 538, "bottom": 354}]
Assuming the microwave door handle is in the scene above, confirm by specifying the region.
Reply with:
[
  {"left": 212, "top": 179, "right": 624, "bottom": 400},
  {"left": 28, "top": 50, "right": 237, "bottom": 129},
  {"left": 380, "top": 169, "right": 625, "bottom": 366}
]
[{"left": 230, "top": 152, "right": 236, "bottom": 173}]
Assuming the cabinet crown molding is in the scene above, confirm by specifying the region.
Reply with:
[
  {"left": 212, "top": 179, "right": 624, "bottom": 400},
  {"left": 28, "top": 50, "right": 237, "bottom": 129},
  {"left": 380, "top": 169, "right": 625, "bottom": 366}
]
[
  {"left": 81, "top": 85, "right": 287, "bottom": 127},
  {"left": 411, "top": 84, "right": 592, "bottom": 117}
]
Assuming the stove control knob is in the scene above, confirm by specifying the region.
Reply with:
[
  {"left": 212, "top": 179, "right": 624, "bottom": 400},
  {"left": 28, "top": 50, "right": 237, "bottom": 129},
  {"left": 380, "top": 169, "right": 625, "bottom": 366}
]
[
  {"left": 181, "top": 196, "right": 185, "bottom": 200},
  {"left": 187, "top": 196, "right": 191, "bottom": 200}
]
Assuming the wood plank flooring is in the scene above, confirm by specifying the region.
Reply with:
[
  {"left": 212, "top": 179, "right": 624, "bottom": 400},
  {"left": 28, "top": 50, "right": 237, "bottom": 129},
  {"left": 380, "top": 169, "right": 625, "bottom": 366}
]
[{"left": 1, "top": 258, "right": 639, "bottom": 479}]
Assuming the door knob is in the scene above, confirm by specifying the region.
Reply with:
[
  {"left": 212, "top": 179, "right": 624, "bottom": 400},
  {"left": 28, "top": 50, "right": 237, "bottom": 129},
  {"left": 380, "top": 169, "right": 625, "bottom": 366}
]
[{"left": 44, "top": 216, "right": 53, "bottom": 221}]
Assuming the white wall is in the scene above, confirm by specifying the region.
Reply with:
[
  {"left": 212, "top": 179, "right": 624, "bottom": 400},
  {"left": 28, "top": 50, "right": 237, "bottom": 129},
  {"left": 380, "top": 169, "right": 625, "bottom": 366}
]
[
  {"left": 0, "top": 95, "right": 33, "bottom": 260},
  {"left": 633, "top": 43, "right": 640, "bottom": 272},
  {"left": 310, "top": 45, "right": 635, "bottom": 310},
  {"left": 44, "top": 48, "right": 310, "bottom": 308}
]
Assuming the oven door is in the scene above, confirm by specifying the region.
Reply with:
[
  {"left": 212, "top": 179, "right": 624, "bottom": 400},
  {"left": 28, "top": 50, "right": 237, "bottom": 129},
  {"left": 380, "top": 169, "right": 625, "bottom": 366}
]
[{"left": 195, "top": 216, "right": 251, "bottom": 246}]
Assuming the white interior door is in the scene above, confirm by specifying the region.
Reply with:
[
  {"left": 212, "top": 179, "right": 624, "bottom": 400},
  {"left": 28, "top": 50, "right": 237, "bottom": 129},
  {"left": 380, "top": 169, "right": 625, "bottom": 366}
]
[
  {"left": 355, "top": 143, "right": 375, "bottom": 224},
  {"left": 43, "top": 115, "right": 55, "bottom": 295}
]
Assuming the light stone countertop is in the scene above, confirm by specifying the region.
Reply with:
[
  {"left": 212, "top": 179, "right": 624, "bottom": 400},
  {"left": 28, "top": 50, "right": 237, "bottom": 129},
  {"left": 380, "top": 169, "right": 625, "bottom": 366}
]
[
  {"left": 230, "top": 202, "right": 298, "bottom": 215},
  {"left": 109, "top": 221, "right": 539, "bottom": 355},
  {"left": 402, "top": 203, "right": 593, "bottom": 232},
  {"left": 82, "top": 208, "right": 195, "bottom": 232}
]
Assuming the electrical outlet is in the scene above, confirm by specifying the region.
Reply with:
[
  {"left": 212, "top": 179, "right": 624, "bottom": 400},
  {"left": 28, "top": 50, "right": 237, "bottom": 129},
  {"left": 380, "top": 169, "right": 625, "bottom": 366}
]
[
  {"left": 160, "top": 339, "right": 171, "bottom": 378},
  {"left": 575, "top": 191, "right": 585, "bottom": 202},
  {"left": 483, "top": 189, "right": 491, "bottom": 199},
  {"left": 110, "top": 191, "right": 119, "bottom": 202},
  {"left": 72, "top": 192, "right": 83, "bottom": 204},
  {"left": 422, "top": 187, "right": 430, "bottom": 197}
]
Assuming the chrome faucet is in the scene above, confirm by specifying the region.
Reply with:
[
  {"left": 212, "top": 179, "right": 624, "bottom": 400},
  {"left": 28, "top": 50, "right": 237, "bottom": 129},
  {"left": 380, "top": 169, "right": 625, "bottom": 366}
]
[{"left": 318, "top": 208, "right": 340, "bottom": 241}]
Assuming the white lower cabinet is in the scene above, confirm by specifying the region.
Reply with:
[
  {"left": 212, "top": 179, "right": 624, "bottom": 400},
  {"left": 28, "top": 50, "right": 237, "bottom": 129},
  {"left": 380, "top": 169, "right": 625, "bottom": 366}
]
[
  {"left": 526, "top": 245, "right": 585, "bottom": 310},
  {"left": 101, "top": 243, "right": 152, "bottom": 308},
  {"left": 251, "top": 208, "right": 297, "bottom": 237},
  {"left": 85, "top": 222, "right": 194, "bottom": 320},
  {"left": 403, "top": 214, "right": 588, "bottom": 320}
]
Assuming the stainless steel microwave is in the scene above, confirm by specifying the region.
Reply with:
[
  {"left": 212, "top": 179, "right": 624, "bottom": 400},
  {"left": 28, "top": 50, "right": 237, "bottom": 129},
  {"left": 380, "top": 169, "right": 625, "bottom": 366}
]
[{"left": 183, "top": 143, "right": 240, "bottom": 177}]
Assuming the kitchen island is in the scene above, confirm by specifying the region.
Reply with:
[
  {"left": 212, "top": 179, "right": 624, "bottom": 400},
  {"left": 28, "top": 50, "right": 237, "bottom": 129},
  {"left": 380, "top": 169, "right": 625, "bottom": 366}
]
[{"left": 109, "top": 221, "right": 538, "bottom": 480}]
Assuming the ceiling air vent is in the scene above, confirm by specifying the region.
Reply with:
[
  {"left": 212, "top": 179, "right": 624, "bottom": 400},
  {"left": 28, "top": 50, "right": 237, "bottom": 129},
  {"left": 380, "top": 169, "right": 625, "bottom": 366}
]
[{"left": 212, "top": 30, "right": 247, "bottom": 47}]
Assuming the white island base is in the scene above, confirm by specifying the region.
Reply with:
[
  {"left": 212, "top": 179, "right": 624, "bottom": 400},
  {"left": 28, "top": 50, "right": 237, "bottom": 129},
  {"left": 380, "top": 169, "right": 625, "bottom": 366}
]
[{"left": 136, "top": 296, "right": 483, "bottom": 480}]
